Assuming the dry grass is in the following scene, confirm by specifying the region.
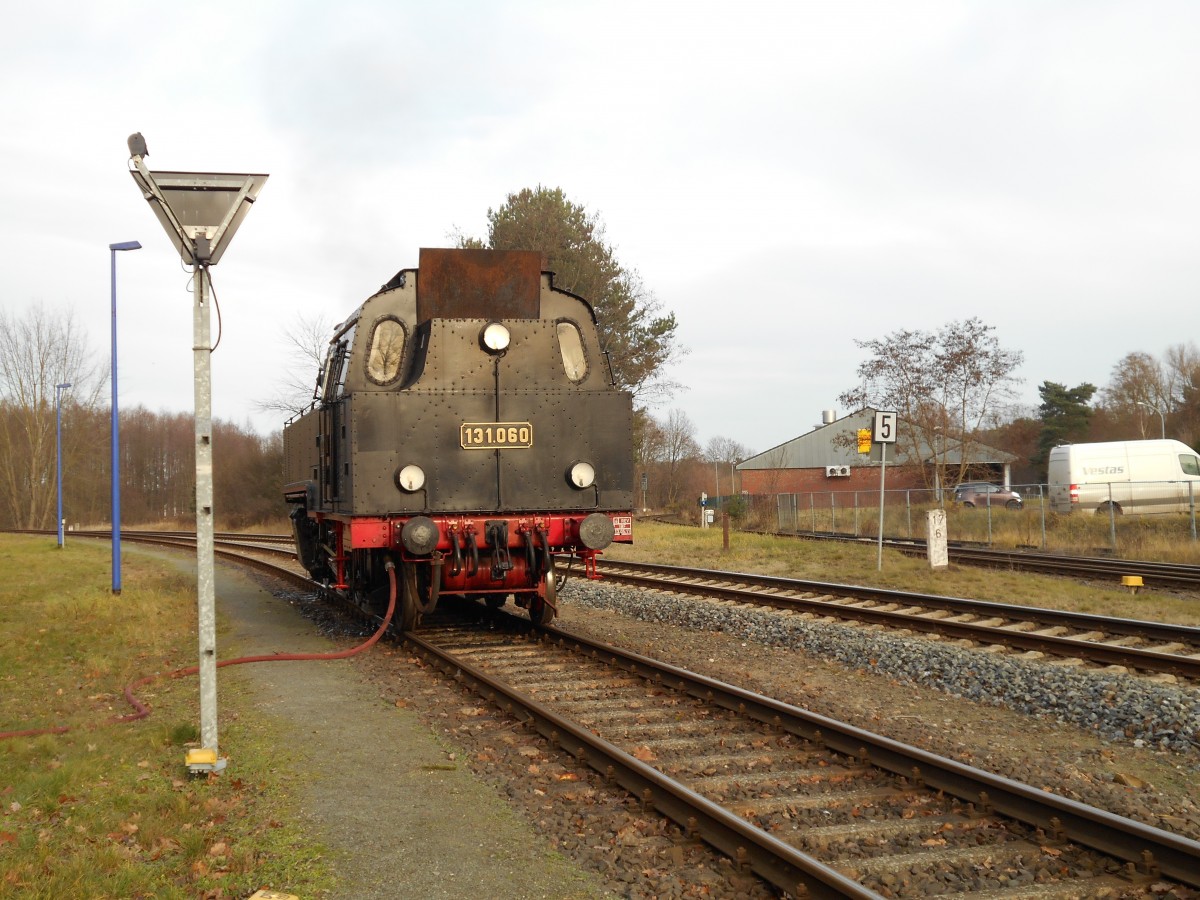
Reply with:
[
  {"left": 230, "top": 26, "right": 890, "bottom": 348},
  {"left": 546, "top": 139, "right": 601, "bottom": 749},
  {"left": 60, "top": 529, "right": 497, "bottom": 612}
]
[
  {"left": 605, "top": 521, "right": 1200, "bottom": 626},
  {"left": 0, "top": 535, "right": 330, "bottom": 898}
]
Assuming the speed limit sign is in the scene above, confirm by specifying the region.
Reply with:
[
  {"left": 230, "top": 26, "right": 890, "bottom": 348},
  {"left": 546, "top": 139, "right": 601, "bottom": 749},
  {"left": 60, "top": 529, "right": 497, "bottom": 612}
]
[{"left": 873, "top": 410, "right": 898, "bottom": 444}]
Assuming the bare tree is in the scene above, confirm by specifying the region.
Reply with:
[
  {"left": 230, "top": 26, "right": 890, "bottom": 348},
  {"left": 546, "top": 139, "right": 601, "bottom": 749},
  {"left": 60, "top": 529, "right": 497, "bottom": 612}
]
[
  {"left": 632, "top": 411, "right": 665, "bottom": 507},
  {"left": 839, "top": 318, "right": 1023, "bottom": 489},
  {"left": 758, "top": 445, "right": 789, "bottom": 495},
  {"left": 0, "top": 305, "right": 103, "bottom": 528},
  {"left": 257, "top": 312, "right": 335, "bottom": 420},
  {"left": 705, "top": 435, "right": 751, "bottom": 495},
  {"left": 1101, "top": 351, "right": 1168, "bottom": 438},
  {"left": 659, "top": 409, "right": 701, "bottom": 507},
  {"left": 1164, "top": 342, "right": 1200, "bottom": 444}
]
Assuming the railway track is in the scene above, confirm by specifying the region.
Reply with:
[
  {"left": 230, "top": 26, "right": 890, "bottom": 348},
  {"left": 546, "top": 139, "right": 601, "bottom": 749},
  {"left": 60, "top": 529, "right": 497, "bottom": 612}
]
[
  {"left": 595, "top": 559, "right": 1200, "bottom": 681},
  {"left": 757, "top": 528, "right": 1200, "bottom": 591},
  {"left": 32, "top": 528, "right": 1200, "bottom": 679},
  {"left": 36, "top": 528, "right": 1200, "bottom": 895},
  {"left": 36, "top": 529, "right": 1200, "bottom": 678},
  {"left": 412, "top": 611, "right": 1200, "bottom": 897}
]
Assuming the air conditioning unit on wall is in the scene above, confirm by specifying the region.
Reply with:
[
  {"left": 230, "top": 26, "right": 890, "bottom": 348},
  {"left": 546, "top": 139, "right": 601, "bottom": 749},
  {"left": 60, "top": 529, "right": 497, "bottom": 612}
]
[{"left": 825, "top": 465, "right": 851, "bottom": 477}]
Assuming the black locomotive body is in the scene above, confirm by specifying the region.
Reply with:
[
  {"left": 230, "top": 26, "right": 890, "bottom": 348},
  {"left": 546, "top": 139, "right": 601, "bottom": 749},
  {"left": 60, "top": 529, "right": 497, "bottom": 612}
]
[{"left": 283, "top": 248, "right": 634, "bottom": 628}]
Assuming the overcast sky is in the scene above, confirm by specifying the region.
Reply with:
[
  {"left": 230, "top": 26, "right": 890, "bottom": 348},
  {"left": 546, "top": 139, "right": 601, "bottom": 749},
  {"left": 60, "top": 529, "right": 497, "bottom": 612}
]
[{"left": 3, "top": 1, "right": 1197, "bottom": 456}]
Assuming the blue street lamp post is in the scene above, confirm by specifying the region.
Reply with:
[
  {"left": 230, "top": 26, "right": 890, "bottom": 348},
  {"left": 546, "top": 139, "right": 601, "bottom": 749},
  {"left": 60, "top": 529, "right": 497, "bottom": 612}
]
[
  {"left": 110, "top": 241, "right": 142, "bottom": 593},
  {"left": 55, "top": 382, "right": 72, "bottom": 548}
]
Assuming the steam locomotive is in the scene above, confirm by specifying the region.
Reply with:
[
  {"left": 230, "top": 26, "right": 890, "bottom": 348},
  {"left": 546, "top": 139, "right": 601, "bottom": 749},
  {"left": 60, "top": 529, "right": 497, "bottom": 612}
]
[{"left": 283, "top": 248, "right": 634, "bottom": 628}]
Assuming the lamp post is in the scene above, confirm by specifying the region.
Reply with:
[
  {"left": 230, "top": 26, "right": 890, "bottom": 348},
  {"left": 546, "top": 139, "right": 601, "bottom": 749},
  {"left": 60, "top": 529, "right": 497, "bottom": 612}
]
[
  {"left": 1137, "top": 401, "right": 1165, "bottom": 440},
  {"left": 109, "top": 241, "right": 142, "bottom": 593},
  {"left": 55, "top": 382, "right": 72, "bottom": 548}
]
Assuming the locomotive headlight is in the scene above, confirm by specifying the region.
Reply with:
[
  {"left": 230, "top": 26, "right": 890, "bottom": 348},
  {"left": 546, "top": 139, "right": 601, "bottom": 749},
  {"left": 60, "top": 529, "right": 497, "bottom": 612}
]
[
  {"left": 480, "top": 321, "right": 511, "bottom": 353},
  {"left": 395, "top": 464, "right": 426, "bottom": 492},
  {"left": 567, "top": 461, "right": 596, "bottom": 489}
]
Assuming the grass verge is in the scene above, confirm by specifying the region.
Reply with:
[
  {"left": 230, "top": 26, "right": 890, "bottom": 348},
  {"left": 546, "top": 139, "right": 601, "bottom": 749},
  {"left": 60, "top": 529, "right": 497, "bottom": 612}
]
[{"left": 0, "top": 535, "right": 331, "bottom": 899}]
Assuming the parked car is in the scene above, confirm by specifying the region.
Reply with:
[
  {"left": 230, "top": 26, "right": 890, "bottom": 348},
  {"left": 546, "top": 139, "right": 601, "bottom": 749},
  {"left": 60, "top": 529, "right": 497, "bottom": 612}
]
[{"left": 954, "top": 483, "right": 1023, "bottom": 509}]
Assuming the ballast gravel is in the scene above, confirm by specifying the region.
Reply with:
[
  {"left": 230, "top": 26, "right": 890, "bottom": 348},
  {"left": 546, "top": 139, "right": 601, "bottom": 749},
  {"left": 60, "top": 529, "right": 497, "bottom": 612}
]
[{"left": 563, "top": 580, "right": 1200, "bottom": 755}]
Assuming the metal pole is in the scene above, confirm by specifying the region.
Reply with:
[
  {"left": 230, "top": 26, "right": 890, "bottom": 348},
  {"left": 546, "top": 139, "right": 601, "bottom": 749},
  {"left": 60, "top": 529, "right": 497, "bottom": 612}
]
[
  {"left": 986, "top": 492, "right": 993, "bottom": 546},
  {"left": 1039, "top": 484, "right": 1047, "bottom": 550},
  {"left": 1108, "top": 483, "right": 1117, "bottom": 551},
  {"left": 111, "top": 248, "right": 119, "bottom": 586},
  {"left": 109, "top": 241, "right": 140, "bottom": 594},
  {"left": 1190, "top": 482, "right": 1196, "bottom": 543},
  {"left": 877, "top": 443, "right": 887, "bottom": 570},
  {"left": 194, "top": 265, "right": 223, "bottom": 771},
  {"left": 55, "top": 383, "right": 71, "bottom": 548}
]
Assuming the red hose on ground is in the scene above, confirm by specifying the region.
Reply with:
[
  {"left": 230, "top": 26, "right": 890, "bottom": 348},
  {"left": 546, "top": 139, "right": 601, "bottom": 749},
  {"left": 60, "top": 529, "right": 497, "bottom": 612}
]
[{"left": 0, "top": 563, "right": 398, "bottom": 740}]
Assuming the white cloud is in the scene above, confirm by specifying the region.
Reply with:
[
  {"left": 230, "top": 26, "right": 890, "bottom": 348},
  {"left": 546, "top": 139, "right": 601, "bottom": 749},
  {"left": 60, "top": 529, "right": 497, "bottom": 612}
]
[{"left": 1, "top": 0, "right": 1197, "bottom": 454}]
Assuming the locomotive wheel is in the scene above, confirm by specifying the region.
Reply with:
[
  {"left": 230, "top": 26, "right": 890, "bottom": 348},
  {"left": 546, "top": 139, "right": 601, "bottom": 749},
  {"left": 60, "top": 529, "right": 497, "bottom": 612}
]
[{"left": 528, "top": 562, "right": 557, "bottom": 626}]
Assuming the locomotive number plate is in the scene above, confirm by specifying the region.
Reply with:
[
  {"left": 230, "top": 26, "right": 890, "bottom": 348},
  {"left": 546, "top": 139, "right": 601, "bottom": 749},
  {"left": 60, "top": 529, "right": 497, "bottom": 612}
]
[{"left": 460, "top": 421, "right": 533, "bottom": 449}]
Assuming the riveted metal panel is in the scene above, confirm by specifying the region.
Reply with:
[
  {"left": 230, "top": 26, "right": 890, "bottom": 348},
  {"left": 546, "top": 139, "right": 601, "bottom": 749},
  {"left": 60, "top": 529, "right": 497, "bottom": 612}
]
[
  {"left": 348, "top": 389, "right": 633, "bottom": 515},
  {"left": 282, "top": 411, "right": 320, "bottom": 486}
]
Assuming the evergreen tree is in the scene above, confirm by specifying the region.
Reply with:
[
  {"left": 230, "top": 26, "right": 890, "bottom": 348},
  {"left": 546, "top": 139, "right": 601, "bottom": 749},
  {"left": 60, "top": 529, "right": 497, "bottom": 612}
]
[
  {"left": 1035, "top": 381, "right": 1096, "bottom": 470},
  {"left": 458, "top": 186, "right": 682, "bottom": 403}
]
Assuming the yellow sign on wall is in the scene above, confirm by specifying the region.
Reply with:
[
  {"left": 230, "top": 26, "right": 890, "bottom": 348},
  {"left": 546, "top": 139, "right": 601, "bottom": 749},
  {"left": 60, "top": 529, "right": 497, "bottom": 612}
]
[{"left": 857, "top": 429, "right": 872, "bottom": 454}]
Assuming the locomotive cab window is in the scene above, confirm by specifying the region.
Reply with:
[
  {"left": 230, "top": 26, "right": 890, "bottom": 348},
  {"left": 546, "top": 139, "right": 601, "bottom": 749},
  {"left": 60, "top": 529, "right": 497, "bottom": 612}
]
[
  {"left": 366, "top": 316, "right": 407, "bottom": 385},
  {"left": 320, "top": 350, "right": 340, "bottom": 402},
  {"left": 556, "top": 320, "right": 588, "bottom": 382}
]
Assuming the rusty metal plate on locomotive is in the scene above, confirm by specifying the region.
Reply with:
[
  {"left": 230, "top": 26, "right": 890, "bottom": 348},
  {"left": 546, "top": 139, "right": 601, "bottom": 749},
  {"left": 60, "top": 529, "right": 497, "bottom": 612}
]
[{"left": 417, "top": 248, "right": 541, "bottom": 323}]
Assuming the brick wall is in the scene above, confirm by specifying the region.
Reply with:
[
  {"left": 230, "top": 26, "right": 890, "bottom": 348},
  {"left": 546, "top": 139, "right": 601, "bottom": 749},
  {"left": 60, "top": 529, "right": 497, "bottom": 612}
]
[{"left": 740, "top": 465, "right": 929, "bottom": 495}]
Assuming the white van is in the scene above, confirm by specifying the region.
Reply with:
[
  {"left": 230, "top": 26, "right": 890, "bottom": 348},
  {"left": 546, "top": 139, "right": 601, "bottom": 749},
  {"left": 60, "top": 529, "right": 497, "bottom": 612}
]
[{"left": 1047, "top": 439, "right": 1200, "bottom": 515}]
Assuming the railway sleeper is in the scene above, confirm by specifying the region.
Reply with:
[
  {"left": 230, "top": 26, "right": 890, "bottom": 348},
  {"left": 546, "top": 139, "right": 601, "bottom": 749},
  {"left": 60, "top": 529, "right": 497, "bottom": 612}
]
[{"left": 836, "top": 838, "right": 1120, "bottom": 890}]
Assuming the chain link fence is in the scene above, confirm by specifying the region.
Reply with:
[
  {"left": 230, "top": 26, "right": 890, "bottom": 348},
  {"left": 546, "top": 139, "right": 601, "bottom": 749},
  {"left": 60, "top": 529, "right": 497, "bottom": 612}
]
[{"left": 709, "top": 481, "right": 1199, "bottom": 558}]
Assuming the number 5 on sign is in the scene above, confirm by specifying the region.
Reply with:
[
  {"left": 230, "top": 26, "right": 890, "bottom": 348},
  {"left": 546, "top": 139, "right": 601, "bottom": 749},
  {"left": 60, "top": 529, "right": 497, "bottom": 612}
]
[{"left": 873, "top": 411, "right": 897, "bottom": 444}]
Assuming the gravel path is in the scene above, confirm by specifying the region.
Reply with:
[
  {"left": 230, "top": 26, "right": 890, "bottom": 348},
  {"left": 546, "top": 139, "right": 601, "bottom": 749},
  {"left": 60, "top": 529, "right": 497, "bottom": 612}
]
[{"left": 211, "top": 560, "right": 611, "bottom": 899}]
